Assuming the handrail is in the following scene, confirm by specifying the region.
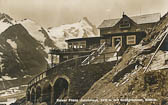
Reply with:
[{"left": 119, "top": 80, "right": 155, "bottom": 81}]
[
  {"left": 114, "top": 42, "right": 121, "bottom": 57},
  {"left": 115, "top": 42, "right": 121, "bottom": 51},
  {"left": 49, "top": 48, "right": 92, "bottom": 54},
  {"left": 28, "top": 55, "right": 89, "bottom": 87},
  {"left": 81, "top": 42, "right": 106, "bottom": 65}
]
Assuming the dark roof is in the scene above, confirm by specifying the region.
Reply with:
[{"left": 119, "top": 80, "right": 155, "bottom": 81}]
[
  {"left": 98, "top": 13, "right": 161, "bottom": 29},
  {"left": 65, "top": 36, "right": 104, "bottom": 42}
]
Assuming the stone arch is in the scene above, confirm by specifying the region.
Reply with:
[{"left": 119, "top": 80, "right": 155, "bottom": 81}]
[
  {"left": 53, "top": 77, "right": 69, "bottom": 105},
  {"left": 52, "top": 75, "right": 70, "bottom": 86},
  {"left": 30, "top": 88, "right": 36, "bottom": 103},
  {"left": 36, "top": 85, "right": 42, "bottom": 102},
  {"left": 42, "top": 82, "right": 52, "bottom": 105}
]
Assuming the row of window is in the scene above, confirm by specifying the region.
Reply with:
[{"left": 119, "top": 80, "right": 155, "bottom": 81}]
[
  {"left": 67, "top": 35, "right": 136, "bottom": 49},
  {"left": 68, "top": 41, "right": 86, "bottom": 49}
]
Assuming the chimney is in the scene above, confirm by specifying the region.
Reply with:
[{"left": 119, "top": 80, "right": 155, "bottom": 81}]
[{"left": 122, "top": 12, "right": 126, "bottom": 17}]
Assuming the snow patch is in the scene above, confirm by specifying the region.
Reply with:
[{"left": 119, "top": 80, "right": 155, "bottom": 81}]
[
  {"left": 7, "top": 39, "right": 17, "bottom": 49},
  {"left": 0, "top": 98, "right": 16, "bottom": 105},
  {"left": 18, "top": 19, "right": 46, "bottom": 44},
  {"left": 0, "top": 86, "right": 23, "bottom": 105},
  {"left": 0, "top": 52, "right": 3, "bottom": 55},
  {"left": 149, "top": 51, "right": 168, "bottom": 71},
  {"left": 0, "top": 76, "right": 17, "bottom": 81},
  {"left": 44, "top": 46, "right": 51, "bottom": 53},
  {"left": 23, "top": 75, "right": 32, "bottom": 78},
  {"left": 107, "top": 56, "right": 122, "bottom": 62},
  {"left": 0, "top": 19, "right": 12, "bottom": 34}
]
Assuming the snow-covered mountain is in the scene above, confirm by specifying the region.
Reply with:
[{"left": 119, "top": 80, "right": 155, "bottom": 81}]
[
  {"left": 0, "top": 13, "right": 57, "bottom": 90},
  {"left": 48, "top": 17, "right": 98, "bottom": 49}
]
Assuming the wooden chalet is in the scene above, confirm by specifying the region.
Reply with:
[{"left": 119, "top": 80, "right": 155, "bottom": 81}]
[
  {"left": 98, "top": 13, "right": 161, "bottom": 48},
  {"left": 50, "top": 13, "right": 161, "bottom": 65}
]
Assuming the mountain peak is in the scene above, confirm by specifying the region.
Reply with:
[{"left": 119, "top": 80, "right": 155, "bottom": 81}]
[
  {"left": 0, "top": 13, "right": 13, "bottom": 21},
  {"left": 80, "top": 17, "right": 98, "bottom": 35},
  {"left": 80, "top": 17, "right": 92, "bottom": 25}
]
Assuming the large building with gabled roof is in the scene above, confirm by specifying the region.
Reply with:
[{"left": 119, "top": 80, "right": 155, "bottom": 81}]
[
  {"left": 98, "top": 13, "right": 161, "bottom": 48},
  {"left": 50, "top": 13, "right": 161, "bottom": 64}
]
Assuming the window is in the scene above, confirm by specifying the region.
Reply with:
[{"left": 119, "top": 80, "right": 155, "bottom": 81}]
[
  {"left": 68, "top": 43, "right": 73, "bottom": 48},
  {"left": 127, "top": 35, "right": 136, "bottom": 45},
  {"left": 80, "top": 41, "right": 86, "bottom": 45},
  {"left": 79, "top": 41, "right": 86, "bottom": 48},
  {"left": 119, "top": 20, "right": 130, "bottom": 29},
  {"left": 70, "top": 41, "right": 86, "bottom": 49},
  {"left": 79, "top": 45, "right": 86, "bottom": 48},
  {"left": 73, "top": 42, "right": 78, "bottom": 49}
]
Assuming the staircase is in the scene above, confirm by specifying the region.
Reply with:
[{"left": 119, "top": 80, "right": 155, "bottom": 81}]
[
  {"left": 81, "top": 42, "right": 106, "bottom": 65},
  {"left": 81, "top": 42, "right": 122, "bottom": 65},
  {"left": 106, "top": 42, "right": 122, "bottom": 62},
  {"left": 91, "top": 47, "right": 115, "bottom": 64}
]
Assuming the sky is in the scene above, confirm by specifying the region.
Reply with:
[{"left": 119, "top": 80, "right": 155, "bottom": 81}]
[{"left": 0, "top": 0, "right": 168, "bottom": 28}]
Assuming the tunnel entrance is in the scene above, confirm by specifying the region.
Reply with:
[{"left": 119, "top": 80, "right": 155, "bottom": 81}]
[
  {"left": 42, "top": 83, "right": 52, "bottom": 105},
  {"left": 54, "top": 78, "right": 69, "bottom": 105},
  {"left": 36, "top": 86, "right": 42, "bottom": 102},
  {"left": 31, "top": 89, "right": 35, "bottom": 103}
]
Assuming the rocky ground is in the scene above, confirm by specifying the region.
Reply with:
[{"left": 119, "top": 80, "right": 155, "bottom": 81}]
[{"left": 74, "top": 12, "right": 168, "bottom": 105}]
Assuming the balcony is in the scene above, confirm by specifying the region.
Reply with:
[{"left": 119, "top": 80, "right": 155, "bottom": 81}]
[{"left": 49, "top": 48, "right": 94, "bottom": 55}]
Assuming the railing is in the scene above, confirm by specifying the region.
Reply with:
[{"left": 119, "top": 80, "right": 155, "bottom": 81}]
[
  {"left": 49, "top": 48, "right": 91, "bottom": 54},
  {"left": 81, "top": 42, "right": 106, "bottom": 65},
  {"left": 28, "top": 55, "right": 89, "bottom": 87},
  {"left": 113, "top": 42, "right": 121, "bottom": 57},
  {"left": 91, "top": 51, "right": 119, "bottom": 63}
]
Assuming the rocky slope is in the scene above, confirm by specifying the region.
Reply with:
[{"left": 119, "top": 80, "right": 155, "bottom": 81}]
[
  {"left": 75, "top": 12, "right": 168, "bottom": 105},
  {"left": 0, "top": 13, "right": 58, "bottom": 91}
]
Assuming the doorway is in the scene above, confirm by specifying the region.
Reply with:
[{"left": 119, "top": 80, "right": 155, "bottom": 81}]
[{"left": 112, "top": 36, "right": 122, "bottom": 48}]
